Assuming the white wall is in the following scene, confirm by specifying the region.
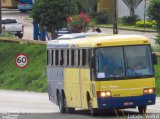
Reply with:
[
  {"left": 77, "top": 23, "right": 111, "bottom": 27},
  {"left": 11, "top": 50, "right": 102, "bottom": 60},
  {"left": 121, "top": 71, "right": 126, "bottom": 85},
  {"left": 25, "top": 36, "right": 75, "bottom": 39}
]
[{"left": 118, "top": 0, "right": 148, "bottom": 20}]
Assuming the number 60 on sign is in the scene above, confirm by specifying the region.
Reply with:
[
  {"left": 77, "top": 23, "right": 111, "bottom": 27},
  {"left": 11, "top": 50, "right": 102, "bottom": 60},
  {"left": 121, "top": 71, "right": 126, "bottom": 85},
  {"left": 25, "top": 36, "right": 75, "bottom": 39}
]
[{"left": 15, "top": 54, "right": 29, "bottom": 68}]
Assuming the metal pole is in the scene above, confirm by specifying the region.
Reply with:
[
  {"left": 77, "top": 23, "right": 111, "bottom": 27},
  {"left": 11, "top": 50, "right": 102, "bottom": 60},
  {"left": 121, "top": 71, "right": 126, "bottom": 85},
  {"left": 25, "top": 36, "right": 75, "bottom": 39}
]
[
  {"left": 144, "top": 0, "right": 147, "bottom": 29},
  {"left": 0, "top": 0, "right": 2, "bottom": 33},
  {"left": 113, "top": 0, "right": 118, "bottom": 34}
]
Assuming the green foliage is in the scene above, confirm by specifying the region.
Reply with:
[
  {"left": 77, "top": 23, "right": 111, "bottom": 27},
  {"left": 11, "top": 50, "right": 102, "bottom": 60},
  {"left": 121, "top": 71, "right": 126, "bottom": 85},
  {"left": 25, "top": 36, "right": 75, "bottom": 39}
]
[
  {"left": 147, "top": 0, "right": 160, "bottom": 22},
  {"left": 95, "top": 11, "right": 109, "bottom": 24},
  {"left": 154, "top": 57, "right": 160, "bottom": 96},
  {"left": 121, "top": 15, "right": 140, "bottom": 25},
  {"left": 31, "top": 0, "right": 78, "bottom": 33},
  {"left": 122, "top": 0, "right": 143, "bottom": 16},
  {"left": 136, "top": 20, "right": 155, "bottom": 28},
  {"left": 0, "top": 42, "right": 47, "bottom": 92},
  {"left": 76, "top": 0, "right": 98, "bottom": 14},
  {"left": 0, "top": 32, "right": 15, "bottom": 38},
  {"left": 147, "top": 0, "right": 160, "bottom": 45}
]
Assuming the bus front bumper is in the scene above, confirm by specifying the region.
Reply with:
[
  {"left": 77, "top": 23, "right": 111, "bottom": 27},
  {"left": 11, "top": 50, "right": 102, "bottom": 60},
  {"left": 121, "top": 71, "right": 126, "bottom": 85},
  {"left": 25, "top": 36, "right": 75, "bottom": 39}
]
[{"left": 97, "top": 94, "right": 156, "bottom": 109}]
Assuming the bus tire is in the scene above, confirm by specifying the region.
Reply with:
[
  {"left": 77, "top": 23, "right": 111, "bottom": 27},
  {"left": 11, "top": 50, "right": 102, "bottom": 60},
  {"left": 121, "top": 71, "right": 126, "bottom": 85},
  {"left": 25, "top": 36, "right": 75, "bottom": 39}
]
[
  {"left": 18, "top": 34, "right": 23, "bottom": 39},
  {"left": 66, "top": 107, "right": 75, "bottom": 113},
  {"left": 88, "top": 99, "right": 97, "bottom": 116},
  {"left": 64, "top": 96, "right": 75, "bottom": 113},
  {"left": 58, "top": 93, "right": 66, "bottom": 113},
  {"left": 138, "top": 106, "right": 147, "bottom": 114}
]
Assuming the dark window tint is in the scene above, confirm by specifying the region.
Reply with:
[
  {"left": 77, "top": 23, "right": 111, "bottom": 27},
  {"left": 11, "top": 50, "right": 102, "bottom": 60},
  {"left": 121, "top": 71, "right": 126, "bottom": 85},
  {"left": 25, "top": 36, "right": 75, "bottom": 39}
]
[
  {"left": 51, "top": 50, "right": 54, "bottom": 65},
  {"left": 55, "top": 50, "right": 59, "bottom": 65},
  {"left": 71, "top": 50, "right": 75, "bottom": 66},
  {"left": 60, "top": 50, "right": 64, "bottom": 66},
  {"left": 47, "top": 50, "right": 51, "bottom": 66},
  {"left": 82, "top": 49, "right": 86, "bottom": 66}
]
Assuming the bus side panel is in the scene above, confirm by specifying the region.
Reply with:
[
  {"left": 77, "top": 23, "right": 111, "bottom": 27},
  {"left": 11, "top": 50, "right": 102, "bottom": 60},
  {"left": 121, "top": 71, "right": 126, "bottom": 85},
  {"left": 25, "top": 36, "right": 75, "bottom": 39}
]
[
  {"left": 47, "top": 67, "right": 54, "bottom": 102},
  {"left": 64, "top": 68, "right": 81, "bottom": 108},
  {"left": 47, "top": 67, "right": 64, "bottom": 105}
]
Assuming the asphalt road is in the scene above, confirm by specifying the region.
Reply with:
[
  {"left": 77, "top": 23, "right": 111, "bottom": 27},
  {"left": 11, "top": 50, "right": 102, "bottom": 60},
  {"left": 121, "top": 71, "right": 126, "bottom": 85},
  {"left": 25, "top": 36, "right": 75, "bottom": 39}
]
[
  {"left": 2, "top": 10, "right": 157, "bottom": 46},
  {"left": 0, "top": 90, "right": 159, "bottom": 119}
]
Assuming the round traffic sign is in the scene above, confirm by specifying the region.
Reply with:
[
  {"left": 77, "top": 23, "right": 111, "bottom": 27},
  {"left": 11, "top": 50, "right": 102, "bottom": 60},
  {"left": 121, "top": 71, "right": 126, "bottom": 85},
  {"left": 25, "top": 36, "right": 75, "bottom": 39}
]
[{"left": 15, "top": 54, "right": 28, "bottom": 68}]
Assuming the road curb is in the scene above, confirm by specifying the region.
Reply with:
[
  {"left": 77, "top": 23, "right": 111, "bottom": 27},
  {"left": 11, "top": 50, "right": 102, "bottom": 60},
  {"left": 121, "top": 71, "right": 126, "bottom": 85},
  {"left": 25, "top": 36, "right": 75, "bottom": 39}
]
[
  {"left": 0, "top": 37, "right": 46, "bottom": 45},
  {"left": 96, "top": 26, "right": 156, "bottom": 33}
]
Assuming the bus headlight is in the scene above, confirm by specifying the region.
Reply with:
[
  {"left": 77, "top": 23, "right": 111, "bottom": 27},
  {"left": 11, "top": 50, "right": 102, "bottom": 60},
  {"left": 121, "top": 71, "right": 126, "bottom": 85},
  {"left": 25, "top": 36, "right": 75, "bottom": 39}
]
[
  {"left": 97, "top": 91, "right": 112, "bottom": 98},
  {"left": 143, "top": 88, "right": 155, "bottom": 94}
]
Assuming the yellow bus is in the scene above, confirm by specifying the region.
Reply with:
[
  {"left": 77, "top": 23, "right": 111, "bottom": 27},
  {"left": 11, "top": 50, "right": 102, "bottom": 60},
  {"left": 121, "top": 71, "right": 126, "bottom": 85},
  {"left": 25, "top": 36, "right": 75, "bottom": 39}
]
[{"left": 47, "top": 33, "right": 157, "bottom": 115}]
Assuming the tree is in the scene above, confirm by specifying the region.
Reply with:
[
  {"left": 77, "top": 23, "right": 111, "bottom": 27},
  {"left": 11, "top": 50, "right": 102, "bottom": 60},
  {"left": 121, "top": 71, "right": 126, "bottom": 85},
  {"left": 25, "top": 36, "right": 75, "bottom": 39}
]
[
  {"left": 147, "top": 0, "right": 160, "bottom": 44},
  {"left": 32, "top": 0, "right": 78, "bottom": 38},
  {"left": 122, "top": 0, "right": 143, "bottom": 16},
  {"left": 76, "top": 0, "right": 99, "bottom": 14}
]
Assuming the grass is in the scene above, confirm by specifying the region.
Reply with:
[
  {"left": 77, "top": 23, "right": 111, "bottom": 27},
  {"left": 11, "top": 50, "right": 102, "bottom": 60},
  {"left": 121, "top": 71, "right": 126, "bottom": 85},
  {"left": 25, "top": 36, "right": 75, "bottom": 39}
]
[
  {"left": 0, "top": 41, "right": 47, "bottom": 92},
  {"left": 89, "top": 18, "right": 155, "bottom": 32},
  {"left": 95, "top": 24, "right": 155, "bottom": 31}
]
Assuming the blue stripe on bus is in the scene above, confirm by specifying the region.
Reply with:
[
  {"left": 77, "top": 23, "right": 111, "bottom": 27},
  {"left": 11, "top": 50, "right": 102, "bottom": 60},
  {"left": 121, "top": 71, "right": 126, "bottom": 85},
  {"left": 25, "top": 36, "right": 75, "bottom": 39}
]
[{"left": 97, "top": 94, "right": 156, "bottom": 109}]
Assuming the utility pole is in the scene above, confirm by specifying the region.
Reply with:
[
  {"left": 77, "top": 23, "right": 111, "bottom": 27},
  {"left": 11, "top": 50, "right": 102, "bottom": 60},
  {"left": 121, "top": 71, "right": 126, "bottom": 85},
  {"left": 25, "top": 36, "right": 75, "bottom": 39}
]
[
  {"left": 113, "top": 0, "right": 118, "bottom": 34},
  {"left": 0, "top": 0, "right": 2, "bottom": 33},
  {"left": 144, "top": 0, "right": 147, "bottom": 29}
]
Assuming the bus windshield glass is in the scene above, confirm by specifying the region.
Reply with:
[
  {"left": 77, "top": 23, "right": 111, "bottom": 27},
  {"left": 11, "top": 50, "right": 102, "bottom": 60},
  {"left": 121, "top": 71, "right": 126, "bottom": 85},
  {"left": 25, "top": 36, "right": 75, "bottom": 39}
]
[{"left": 96, "top": 45, "right": 153, "bottom": 79}]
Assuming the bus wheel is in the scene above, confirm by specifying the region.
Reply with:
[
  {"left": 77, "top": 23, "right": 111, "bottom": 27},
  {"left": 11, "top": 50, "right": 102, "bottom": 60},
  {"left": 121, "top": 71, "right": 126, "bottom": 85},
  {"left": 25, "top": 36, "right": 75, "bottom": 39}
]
[
  {"left": 64, "top": 97, "right": 75, "bottom": 113},
  {"left": 88, "top": 100, "right": 97, "bottom": 116},
  {"left": 58, "top": 93, "right": 66, "bottom": 113},
  {"left": 138, "top": 106, "right": 147, "bottom": 114}
]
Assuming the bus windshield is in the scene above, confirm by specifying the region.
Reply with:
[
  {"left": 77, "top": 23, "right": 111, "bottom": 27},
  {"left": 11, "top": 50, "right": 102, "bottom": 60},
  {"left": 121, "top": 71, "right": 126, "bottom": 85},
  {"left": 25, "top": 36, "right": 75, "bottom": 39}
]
[{"left": 96, "top": 45, "right": 153, "bottom": 79}]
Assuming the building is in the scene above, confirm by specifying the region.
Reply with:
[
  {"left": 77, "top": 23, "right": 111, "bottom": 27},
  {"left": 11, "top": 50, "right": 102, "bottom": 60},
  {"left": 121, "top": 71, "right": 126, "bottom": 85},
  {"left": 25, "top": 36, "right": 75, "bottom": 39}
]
[
  {"left": 1, "top": 0, "right": 18, "bottom": 9},
  {"left": 98, "top": 0, "right": 149, "bottom": 19}
]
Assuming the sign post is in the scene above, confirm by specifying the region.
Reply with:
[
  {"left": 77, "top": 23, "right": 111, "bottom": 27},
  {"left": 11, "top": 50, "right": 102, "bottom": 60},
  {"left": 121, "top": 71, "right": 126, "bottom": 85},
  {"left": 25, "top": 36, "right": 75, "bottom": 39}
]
[{"left": 15, "top": 54, "right": 29, "bottom": 81}]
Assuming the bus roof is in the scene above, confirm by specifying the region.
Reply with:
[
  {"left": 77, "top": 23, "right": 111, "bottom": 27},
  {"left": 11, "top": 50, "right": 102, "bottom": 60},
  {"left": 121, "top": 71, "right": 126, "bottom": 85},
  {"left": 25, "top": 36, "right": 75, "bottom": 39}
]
[
  {"left": 47, "top": 34, "right": 149, "bottom": 49},
  {"left": 57, "top": 32, "right": 105, "bottom": 40}
]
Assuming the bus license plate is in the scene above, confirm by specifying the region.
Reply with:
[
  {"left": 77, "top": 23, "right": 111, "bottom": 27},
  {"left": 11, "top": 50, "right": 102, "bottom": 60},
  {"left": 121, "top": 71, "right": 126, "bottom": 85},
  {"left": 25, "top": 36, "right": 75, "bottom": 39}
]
[{"left": 124, "top": 102, "right": 133, "bottom": 106}]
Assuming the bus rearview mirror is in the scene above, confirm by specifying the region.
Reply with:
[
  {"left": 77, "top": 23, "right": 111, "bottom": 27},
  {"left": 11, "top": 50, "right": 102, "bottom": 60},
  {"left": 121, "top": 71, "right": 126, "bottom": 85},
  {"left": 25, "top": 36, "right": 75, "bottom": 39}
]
[{"left": 152, "top": 54, "right": 158, "bottom": 65}]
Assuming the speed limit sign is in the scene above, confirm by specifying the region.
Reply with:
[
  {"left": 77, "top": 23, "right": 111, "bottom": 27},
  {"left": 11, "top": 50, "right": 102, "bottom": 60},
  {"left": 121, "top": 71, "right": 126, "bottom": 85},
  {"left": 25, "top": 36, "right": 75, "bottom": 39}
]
[{"left": 15, "top": 54, "right": 28, "bottom": 68}]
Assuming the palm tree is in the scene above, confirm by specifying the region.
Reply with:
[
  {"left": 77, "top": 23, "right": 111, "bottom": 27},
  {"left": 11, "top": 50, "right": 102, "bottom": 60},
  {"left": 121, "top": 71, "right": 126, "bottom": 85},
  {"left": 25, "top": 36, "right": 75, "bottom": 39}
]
[{"left": 122, "top": 0, "right": 143, "bottom": 16}]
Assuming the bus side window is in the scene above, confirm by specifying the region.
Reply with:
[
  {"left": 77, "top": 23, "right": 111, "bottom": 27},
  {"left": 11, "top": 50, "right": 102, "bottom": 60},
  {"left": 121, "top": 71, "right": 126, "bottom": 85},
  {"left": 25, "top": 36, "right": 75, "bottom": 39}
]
[
  {"left": 71, "top": 49, "right": 75, "bottom": 66},
  {"left": 55, "top": 50, "right": 59, "bottom": 66},
  {"left": 64, "top": 49, "right": 67, "bottom": 66},
  {"left": 77, "top": 49, "right": 80, "bottom": 66},
  {"left": 82, "top": 49, "right": 87, "bottom": 66},
  {"left": 60, "top": 50, "right": 64, "bottom": 66},
  {"left": 51, "top": 50, "right": 55, "bottom": 66},
  {"left": 74, "top": 49, "right": 79, "bottom": 66},
  {"left": 86, "top": 49, "right": 90, "bottom": 65}
]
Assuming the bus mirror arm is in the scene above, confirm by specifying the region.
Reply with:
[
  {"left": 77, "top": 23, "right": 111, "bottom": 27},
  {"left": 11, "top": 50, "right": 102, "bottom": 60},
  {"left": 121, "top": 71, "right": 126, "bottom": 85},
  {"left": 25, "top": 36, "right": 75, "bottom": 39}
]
[{"left": 152, "top": 53, "right": 158, "bottom": 65}]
